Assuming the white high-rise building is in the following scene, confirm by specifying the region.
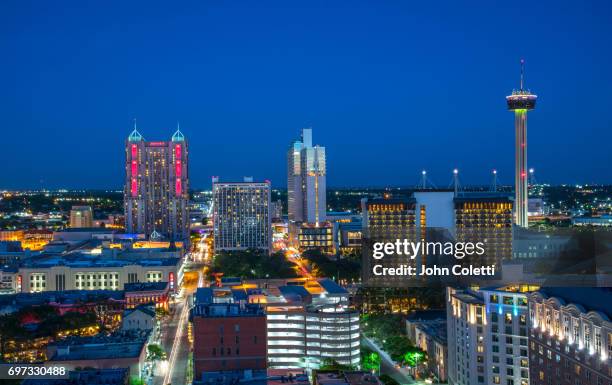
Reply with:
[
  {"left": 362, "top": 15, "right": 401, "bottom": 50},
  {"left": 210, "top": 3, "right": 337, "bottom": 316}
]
[
  {"left": 212, "top": 178, "right": 272, "bottom": 254},
  {"left": 287, "top": 128, "right": 326, "bottom": 224},
  {"left": 447, "top": 286, "right": 532, "bottom": 385}
]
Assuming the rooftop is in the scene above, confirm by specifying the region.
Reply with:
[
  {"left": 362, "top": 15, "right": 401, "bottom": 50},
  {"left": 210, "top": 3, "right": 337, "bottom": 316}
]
[
  {"left": 454, "top": 192, "right": 513, "bottom": 203},
  {"left": 124, "top": 304, "right": 156, "bottom": 318},
  {"left": 50, "top": 330, "right": 149, "bottom": 361},
  {"left": 21, "top": 252, "right": 180, "bottom": 269},
  {"left": 0, "top": 290, "right": 125, "bottom": 308},
  {"left": 537, "top": 287, "right": 612, "bottom": 318},
  {"left": 317, "top": 278, "right": 348, "bottom": 295},
  {"left": 406, "top": 309, "right": 446, "bottom": 322},
  {"left": 415, "top": 320, "right": 448, "bottom": 345},
  {"left": 451, "top": 291, "right": 484, "bottom": 305},
  {"left": 22, "top": 368, "right": 129, "bottom": 385},
  {"left": 124, "top": 281, "right": 169, "bottom": 292},
  {"left": 315, "top": 371, "right": 382, "bottom": 385},
  {"left": 190, "top": 303, "right": 265, "bottom": 318}
]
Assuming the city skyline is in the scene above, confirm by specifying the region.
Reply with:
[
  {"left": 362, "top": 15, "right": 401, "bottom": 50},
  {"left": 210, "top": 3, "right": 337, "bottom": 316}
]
[
  {"left": 1, "top": 3, "right": 611, "bottom": 385},
  {"left": 2, "top": 1, "right": 612, "bottom": 189}
]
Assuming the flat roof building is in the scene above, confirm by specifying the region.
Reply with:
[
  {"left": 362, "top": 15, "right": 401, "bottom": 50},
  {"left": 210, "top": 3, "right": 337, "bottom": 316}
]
[
  {"left": 46, "top": 330, "right": 150, "bottom": 377},
  {"left": 213, "top": 178, "right": 272, "bottom": 254},
  {"left": 190, "top": 301, "right": 268, "bottom": 383}
]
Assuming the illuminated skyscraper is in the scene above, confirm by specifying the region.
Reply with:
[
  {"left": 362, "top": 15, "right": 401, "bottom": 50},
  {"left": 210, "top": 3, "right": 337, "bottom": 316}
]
[
  {"left": 287, "top": 128, "right": 326, "bottom": 224},
  {"left": 124, "top": 124, "right": 189, "bottom": 241},
  {"left": 507, "top": 60, "right": 537, "bottom": 228}
]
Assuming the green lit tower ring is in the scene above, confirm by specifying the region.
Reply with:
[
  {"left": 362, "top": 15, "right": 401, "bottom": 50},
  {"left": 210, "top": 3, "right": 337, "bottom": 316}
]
[{"left": 506, "top": 59, "right": 537, "bottom": 228}]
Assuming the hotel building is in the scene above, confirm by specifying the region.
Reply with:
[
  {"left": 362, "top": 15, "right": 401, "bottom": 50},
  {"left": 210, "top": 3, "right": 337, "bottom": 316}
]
[
  {"left": 528, "top": 287, "right": 612, "bottom": 385},
  {"left": 212, "top": 178, "right": 272, "bottom": 254},
  {"left": 124, "top": 126, "right": 189, "bottom": 241},
  {"left": 361, "top": 196, "right": 418, "bottom": 287},
  {"left": 447, "top": 286, "right": 535, "bottom": 385},
  {"left": 361, "top": 191, "right": 513, "bottom": 287}
]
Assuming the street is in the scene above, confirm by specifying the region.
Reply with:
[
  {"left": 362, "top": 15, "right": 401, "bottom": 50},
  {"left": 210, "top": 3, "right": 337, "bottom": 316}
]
[
  {"left": 154, "top": 235, "right": 210, "bottom": 385},
  {"left": 362, "top": 337, "right": 415, "bottom": 385}
]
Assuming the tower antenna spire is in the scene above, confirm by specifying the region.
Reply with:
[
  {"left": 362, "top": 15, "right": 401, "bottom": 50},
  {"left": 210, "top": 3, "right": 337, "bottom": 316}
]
[
  {"left": 421, "top": 170, "right": 427, "bottom": 189},
  {"left": 520, "top": 58, "right": 525, "bottom": 91},
  {"left": 491, "top": 169, "right": 498, "bottom": 192},
  {"left": 133, "top": 118, "right": 137, "bottom": 130}
]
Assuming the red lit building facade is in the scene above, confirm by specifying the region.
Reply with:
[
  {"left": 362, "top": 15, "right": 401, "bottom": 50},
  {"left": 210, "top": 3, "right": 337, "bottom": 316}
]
[{"left": 124, "top": 126, "right": 189, "bottom": 242}]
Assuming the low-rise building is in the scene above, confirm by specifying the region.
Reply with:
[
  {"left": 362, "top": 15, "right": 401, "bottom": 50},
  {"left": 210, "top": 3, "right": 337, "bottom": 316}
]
[
  {"left": 13, "top": 252, "right": 181, "bottom": 293},
  {"left": 122, "top": 305, "right": 156, "bottom": 331},
  {"left": 405, "top": 310, "right": 447, "bottom": 381},
  {"left": 335, "top": 221, "right": 362, "bottom": 256},
  {"left": 46, "top": 329, "right": 150, "bottom": 377},
  {"left": 190, "top": 301, "right": 267, "bottom": 383},
  {"left": 296, "top": 222, "right": 335, "bottom": 254},
  {"left": 414, "top": 320, "right": 448, "bottom": 382},
  {"left": 313, "top": 371, "right": 382, "bottom": 385},
  {"left": 22, "top": 368, "right": 129, "bottom": 385},
  {"left": 124, "top": 281, "right": 170, "bottom": 310},
  {"left": 572, "top": 214, "right": 612, "bottom": 226}
]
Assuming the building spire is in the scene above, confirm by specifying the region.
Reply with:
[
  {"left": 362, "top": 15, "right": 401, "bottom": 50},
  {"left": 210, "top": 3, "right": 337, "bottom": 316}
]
[
  {"left": 172, "top": 121, "right": 185, "bottom": 142},
  {"left": 128, "top": 118, "right": 144, "bottom": 142},
  {"left": 520, "top": 58, "right": 525, "bottom": 91}
]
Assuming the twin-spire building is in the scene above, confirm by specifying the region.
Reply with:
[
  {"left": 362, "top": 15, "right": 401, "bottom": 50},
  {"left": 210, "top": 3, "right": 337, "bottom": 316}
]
[{"left": 123, "top": 125, "right": 189, "bottom": 241}]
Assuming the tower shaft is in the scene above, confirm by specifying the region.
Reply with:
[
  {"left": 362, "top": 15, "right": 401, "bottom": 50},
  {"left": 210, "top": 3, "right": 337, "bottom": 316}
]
[
  {"left": 507, "top": 59, "right": 536, "bottom": 229},
  {"left": 514, "top": 110, "right": 528, "bottom": 227}
]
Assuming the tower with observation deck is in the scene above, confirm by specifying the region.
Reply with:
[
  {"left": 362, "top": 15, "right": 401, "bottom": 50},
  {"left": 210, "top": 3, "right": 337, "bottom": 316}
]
[{"left": 506, "top": 59, "right": 537, "bottom": 228}]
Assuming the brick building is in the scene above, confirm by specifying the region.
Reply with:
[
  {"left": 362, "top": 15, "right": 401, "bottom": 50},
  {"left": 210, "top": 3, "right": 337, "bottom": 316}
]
[{"left": 190, "top": 302, "right": 267, "bottom": 382}]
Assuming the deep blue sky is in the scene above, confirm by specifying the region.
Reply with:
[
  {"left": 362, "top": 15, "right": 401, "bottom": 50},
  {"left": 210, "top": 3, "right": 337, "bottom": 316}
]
[{"left": 1, "top": 0, "right": 611, "bottom": 189}]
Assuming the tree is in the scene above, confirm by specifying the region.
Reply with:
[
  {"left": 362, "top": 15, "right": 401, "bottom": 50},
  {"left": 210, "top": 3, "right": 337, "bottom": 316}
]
[
  {"left": 302, "top": 249, "right": 361, "bottom": 281},
  {"left": 210, "top": 249, "right": 298, "bottom": 279},
  {"left": 147, "top": 344, "right": 166, "bottom": 360},
  {"left": 382, "top": 335, "right": 414, "bottom": 363},
  {"left": 403, "top": 347, "right": 427, "bottom": 367},
  {"left": 361, "top": 347, "right": 381, "bottom": 373}
]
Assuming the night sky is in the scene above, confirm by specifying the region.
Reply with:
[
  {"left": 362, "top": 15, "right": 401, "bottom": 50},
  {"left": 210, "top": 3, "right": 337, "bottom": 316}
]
[{"left": 1, "top": 0, "right": 611, "bottom": 189}]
